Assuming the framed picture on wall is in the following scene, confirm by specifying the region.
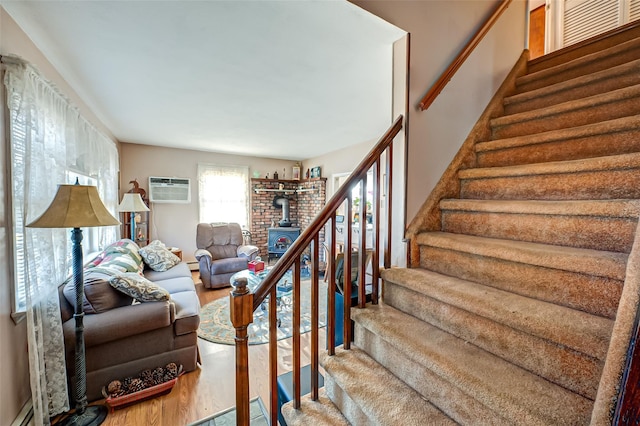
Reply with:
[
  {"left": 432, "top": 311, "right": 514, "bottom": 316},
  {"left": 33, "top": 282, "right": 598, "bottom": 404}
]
[
  {"left": 310, "top": 166, "right": 321, "bottom": 179},
  {"left": 292, "top": 166, "right": 300, "bottom": 180}
]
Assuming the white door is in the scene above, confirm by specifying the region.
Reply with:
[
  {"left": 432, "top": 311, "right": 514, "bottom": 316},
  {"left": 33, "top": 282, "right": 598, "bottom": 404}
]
[{"left": 545, "top": 0, "right": 640, "bottom": 53}]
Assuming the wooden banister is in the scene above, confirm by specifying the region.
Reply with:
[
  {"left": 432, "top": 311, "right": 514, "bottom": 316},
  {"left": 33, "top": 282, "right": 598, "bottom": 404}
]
[
  {"left": 251, "top": 115, "right": 403, "bottom": 308},
  {"left": 229, "top": 277, "right": 252, "bottom": 425},
  {"left": 231, "top": 115, "right": 403, "bottom": 425},
  {"left": 418, "top": 0, "right": 512, "bottom": 111}
]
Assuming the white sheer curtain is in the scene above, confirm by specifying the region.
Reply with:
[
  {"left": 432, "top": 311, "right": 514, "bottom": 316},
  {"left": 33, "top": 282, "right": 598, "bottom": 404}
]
[
  {"left": 198, "top": 164, "right": 249, "bottom": 227},
  {"left": 3, "top": 57, "right": 119, "bottom": 425}
]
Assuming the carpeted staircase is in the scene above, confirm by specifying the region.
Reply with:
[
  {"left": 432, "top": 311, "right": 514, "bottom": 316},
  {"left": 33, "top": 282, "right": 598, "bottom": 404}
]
[{"left": 282, "top": 25, "right": 640, "bottom": 425}]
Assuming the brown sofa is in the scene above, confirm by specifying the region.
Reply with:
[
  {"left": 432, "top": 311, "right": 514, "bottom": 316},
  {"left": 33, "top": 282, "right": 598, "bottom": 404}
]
[
  {"left": 195, "top": 222, "right": 259, "bottom": 288},
  {"left": 58, "top": 243, "right": 200, "bottom": 402}
]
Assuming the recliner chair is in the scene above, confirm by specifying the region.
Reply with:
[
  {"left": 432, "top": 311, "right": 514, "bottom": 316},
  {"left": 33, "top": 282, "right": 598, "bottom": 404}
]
[{"left": 195, "top": 222, "right": 259, "bottom": 288}]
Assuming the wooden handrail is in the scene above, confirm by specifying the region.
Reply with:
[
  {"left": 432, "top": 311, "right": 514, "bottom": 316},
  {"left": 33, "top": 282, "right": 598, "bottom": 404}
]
[
  {"left": 418, "top": 0, "right": 512, "bottom": 111},
  {"left": 251, "top": 115, "right": 403, "bottom": 308},
  {"left": 230, "top": 115, "right": 403, "bottom": 424}
]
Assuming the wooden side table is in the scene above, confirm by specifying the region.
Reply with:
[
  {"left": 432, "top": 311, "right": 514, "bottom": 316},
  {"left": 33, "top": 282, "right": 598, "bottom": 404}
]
[{"left": 169, "top": 247, "right": 183, "bottom": 261}]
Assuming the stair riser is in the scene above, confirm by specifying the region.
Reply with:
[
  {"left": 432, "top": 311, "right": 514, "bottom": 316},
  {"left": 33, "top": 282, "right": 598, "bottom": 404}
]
[
  {"left": 492, "top": 95, "right": 640, "bottom": 139},
  {"left": 518, "top": 44, "right": 640, "bottom": 92},
  {"left": 323, "top": 375, "right": 371, "bottom": 425},
  {"left": 418, "top": 246, "right": 622, "bottom": 318},
  {"left": 506, "top": 66, "right": 640, "bottom": 115},
  {"left": 353, "top": 326, "right": 515, "bottom": 425},
  {"left": 382, "top": 281, "right": 602, "bottom": 399},
  {"left": 355, "top": 325, "right": 588, "bottom": 425},
  {"left": 477, "top": 127, "right": 640, "bottom": 167},
  {"left": 281, "top": 394, "right": 350, "bottom": 426},
  {"left": 441, "top": 210, "right": 636, "bottom": 253},
  {"left": 460, "top": 169, "right": 640, "bottom": 201}
]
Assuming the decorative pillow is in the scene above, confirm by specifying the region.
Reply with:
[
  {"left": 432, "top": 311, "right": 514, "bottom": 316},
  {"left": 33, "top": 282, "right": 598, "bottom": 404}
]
[
  {"left": 87, "top": 239, "right": 144, "bottom": 273},
  {"left": 105, "top": 238, "right": 140, "bottom": 254},
  {"left": 63, "top": 269, "right": 134, "bottom": 314},
  {"left": 139, "top": 240, "right": 181, "bottom": 272},
  {"left": 109, "top": 272, "right": 170, "bottom": 302},
  {"left": 87, "top": 250, "right": 106, "bottom": 268},
  {"left": 96, "top": 252, "right": 144, "bottom": 274}
]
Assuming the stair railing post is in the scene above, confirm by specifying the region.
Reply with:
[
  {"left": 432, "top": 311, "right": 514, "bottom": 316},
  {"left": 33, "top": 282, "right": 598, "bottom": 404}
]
[{"left": 230, "top": 277, "right": 253, "bottom": 426}]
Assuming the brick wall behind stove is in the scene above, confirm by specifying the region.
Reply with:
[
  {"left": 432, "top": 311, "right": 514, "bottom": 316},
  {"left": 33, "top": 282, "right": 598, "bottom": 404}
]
[
  {"left": 298, "top": 180, "right": 326, "bottom": 258},
  {"left": 250, "top": 178, "right": 326, "bottom": 259}
]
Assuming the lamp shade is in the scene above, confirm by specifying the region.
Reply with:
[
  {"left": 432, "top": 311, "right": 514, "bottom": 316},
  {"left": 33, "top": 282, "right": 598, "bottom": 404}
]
[
  {"left": 27, "top": 184, "right": 120, "bottom": 229},
  {"left": 117, "top": 193, "right": 150, "bottom": 213}
]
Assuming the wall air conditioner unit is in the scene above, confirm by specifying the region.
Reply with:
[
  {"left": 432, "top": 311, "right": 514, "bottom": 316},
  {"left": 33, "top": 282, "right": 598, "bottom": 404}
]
[{"left": 149, "top": 176, "right": 191, "bottom": 203}]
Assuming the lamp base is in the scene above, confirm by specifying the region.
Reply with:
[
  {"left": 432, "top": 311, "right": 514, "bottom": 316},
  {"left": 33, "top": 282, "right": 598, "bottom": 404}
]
[{"left": 58, "top": 405, "right": 107, "bottom": 426}]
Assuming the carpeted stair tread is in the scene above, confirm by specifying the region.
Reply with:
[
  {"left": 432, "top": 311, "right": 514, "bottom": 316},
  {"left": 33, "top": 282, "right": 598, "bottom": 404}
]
[
  {"left": 505, "top": 58, "right": 640, "bottom": 114},
  {"left": 320, "top": 347, "right": 455, "bottom": 425},
  {"left": 416, "top": 231, "right": 627, "bottom": 281},
  {"left": 381, "top": 266, "right": 613, "bottom": 360},
  {"left": 418, "top": 241, "right": 623, "bottom": 319},
  {"left": 440, "top": 198, "right": 640, "bottom": 218},
  {"left": 351, "top": 304, "right": 593, "bottom": 425},
  {"left": 526, "top": 25, "right": 640, "bottom": 73},
  {"left": 477, "top": 114, "right": 640, "bottom": 158},
  {"left": 281, "top": 390, "right": 350, "bottom": 426},
  {"left": 516, "top": 35, "right": 640, "bottom": 90},
  {"left": 490, "top": 83, "right": 640, "bottom": 138},
  {"left": 460, "top": 151, "right": 640, "bottom": 180},
  {"left": 439, "top": 198, "right": 640, "bottom": 253},
  {"left": 380, "top": 273, "right": 604, "bottom": 399}
]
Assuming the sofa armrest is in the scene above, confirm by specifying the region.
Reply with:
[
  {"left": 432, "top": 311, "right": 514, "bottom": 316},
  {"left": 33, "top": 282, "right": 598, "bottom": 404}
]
[
  {"left": 64, "top": 301, "right": 174, "bottom": 348},
  {"left": 237, "top": 245, "right": 259, "bottom": 260}
]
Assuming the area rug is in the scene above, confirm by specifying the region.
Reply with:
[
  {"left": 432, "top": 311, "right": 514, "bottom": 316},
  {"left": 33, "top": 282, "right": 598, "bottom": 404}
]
[
  {"left": 197, "top": 279, "right": 327, "bottom": 345},
  {"left": 187, "top": 397, "right": 267, "bottom": 426}
]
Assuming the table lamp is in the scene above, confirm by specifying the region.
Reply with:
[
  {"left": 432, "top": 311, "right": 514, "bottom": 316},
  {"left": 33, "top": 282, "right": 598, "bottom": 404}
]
[
  {"left": 117, "top": 193, "right": 149, "bottom": 242},
  {"left": 27, "top": 181, "right": 119, "bottom": 426}
]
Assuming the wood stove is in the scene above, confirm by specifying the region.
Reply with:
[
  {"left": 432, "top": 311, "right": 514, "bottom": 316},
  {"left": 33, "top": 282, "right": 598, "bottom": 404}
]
[{"left": 267, "top": 227, "right": 300, "bottom": 261}]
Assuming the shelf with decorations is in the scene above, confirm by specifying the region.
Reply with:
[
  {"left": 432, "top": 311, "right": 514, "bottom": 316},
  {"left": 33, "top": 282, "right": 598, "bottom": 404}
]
[{"left": 251, "top": 177, "right": 324, "bottom": 194}]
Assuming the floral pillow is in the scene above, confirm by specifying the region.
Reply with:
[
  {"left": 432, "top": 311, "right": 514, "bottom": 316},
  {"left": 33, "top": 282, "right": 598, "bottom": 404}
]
[
  {"left": 109, "top": 272, "right": 170, "bottom": 302},
  {"left": 87, "top": 239, "right": 144, "bottom": 274},
  {"left": 97, "top": 252, "right": 144, "bottom": 274},
  {"left": 139, "top": 240, "right": 181, "bottom": 272}
]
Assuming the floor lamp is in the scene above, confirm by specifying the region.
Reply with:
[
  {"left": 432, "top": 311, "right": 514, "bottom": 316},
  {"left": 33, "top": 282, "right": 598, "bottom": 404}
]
[
  {"left": 117, "top": 193, "right": 149, "bottom": 242},
  {"left": 27, "top": 182, "right": 119, "bottom": 426}
]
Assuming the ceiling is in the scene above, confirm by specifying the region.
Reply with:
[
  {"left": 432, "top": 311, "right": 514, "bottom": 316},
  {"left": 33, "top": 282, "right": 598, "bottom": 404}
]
[{"left": 2, "top": 1, "right": 405, "bottom": 161}]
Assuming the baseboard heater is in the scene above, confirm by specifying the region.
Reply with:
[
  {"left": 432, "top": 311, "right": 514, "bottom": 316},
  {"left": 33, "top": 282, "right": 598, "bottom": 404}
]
[{"left": 11, "top": 400, "right": 33, "bottom": 426}]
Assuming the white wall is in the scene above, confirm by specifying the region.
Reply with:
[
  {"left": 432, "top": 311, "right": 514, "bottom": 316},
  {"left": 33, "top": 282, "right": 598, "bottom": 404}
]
[
  {"left": 0, "top": 7, "right": 118, "bottom": 424},
  {"left": 120, "top": 143, "right": 299, "bottom": 265},
  {"left": 351, "top": 0, "right": 527, "bottom": 223},
  {"left": 302, "top": 139, "right": 374, "bottom": 197},
  {"left": 302, "top": 109, "right": 408, "bottom": 268},
  {"left": 390, "top": 34, "right": 409, "bottom": 267}
]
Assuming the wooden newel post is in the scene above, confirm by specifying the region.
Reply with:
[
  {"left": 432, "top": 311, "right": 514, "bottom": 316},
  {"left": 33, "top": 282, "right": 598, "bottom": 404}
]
[{"left": 230, "top": 277, "right": 253, "bottom": 426}]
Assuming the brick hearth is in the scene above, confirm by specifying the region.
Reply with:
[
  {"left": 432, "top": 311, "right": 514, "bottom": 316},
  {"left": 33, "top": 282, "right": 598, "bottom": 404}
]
[{"left": 250, "top": 178, "right": 326, "bottom": 260}]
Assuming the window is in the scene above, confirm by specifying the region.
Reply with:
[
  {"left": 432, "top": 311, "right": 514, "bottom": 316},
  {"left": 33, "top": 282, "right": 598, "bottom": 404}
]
[
  {"left": 334, "top": 170, "right": 374, "bottom": 220},
  {"left": 198, "top": 164, "right": 249, "bottom": 227},
  {"left": 5, "top": 59, "right": 119, "bottom": 314}
]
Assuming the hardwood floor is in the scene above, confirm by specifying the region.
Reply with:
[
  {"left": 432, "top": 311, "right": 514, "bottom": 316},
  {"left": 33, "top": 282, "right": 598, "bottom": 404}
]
[{"left": 91, "top": 271, "right": 323, "bottom": 425}]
